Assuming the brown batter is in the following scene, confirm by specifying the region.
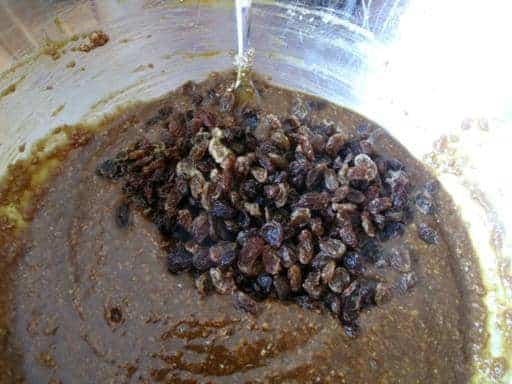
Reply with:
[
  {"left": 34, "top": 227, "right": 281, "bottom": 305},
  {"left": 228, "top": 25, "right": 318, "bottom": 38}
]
[{"left": 0, "top": 72, "right": 484, "bottom": 383}]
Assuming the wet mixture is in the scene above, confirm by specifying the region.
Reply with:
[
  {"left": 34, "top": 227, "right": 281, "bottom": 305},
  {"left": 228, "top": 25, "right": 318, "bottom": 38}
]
[{"left": 0, "top": 71, "right": 484, "bottom": 383}]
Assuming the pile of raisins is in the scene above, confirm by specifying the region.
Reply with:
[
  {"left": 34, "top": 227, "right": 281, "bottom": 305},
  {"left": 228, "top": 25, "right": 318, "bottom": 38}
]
[{"left": 97, "top": 84, "right": 437, "bottom": 336}]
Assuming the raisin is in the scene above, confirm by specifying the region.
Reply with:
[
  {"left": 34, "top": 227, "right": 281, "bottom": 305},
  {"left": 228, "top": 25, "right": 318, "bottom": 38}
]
[
  {"left": 372, "top": 213, "right": 386, "bottom": 229},
  {"left": 346, "top": 189, "right": 366, "bottom": 204},
  {"left": 196, "top": 160, "right": 213, "bottom": 175},
  {"left": 209, "top": 242, "right": 237, "bottom": 268},
  {"left": 379, "top": 222, "right": 405, "bottom": 242},
  {"left": 219, "top": 90, "right": 235, "bottom": 112},
  {"left": 356, "top": 123, "right": 371, "bottom": 136},
  {"left": 297, "top": 135, "right": 315, "bottom": 160},
  {"left": 343, "top": 252, "right": 363, "bottom": 274},
  {"left": 260, "top": 221, "right": 284, "bottom": 248},
  {"left": 312, "top": 120, "right": 334, "bottom": 135},
  {"left": 191, "top": 213, "right": 209, "bottom": 244},
  {"left": 262, "top": 246, "right": 282, "bottom": 275},
  {"left": 195, "top": 272, "right": 213, "bottom": 295},
  {"left": 291, "top": 97, "right": 311, "bottom": 121},
  {"left": 359, "top": 140, "right": 373, "bottom": 154},
  {"left": 142, "top": 159, "right": 166, "bottom": 175},
  {"left": 403, "top": 204, "right": 415, "bottom": 224},
  {"left": 388, "top": 247, "right": 412, "bottom": 272},
  {"left": 255, "top": 273, "right": 273, "bottom": 297},
  {"left": 342, "top": 281, "right": 363, "bottom": 314},
  {"left": 271, "top": 131, "right": 291, "bottom": 151},
  {"left": 361, "top": 211, "right": 375, "bottom": 237},
  {"left": 264, "top": 184, "right": 279, "bottom": 200},
  {"left": 321, "top": 260, "right": 336, "bottom": 284},
  {"left": 310, "top": 218, "right": 324, "bottom": 237},
  {"left": 209, "top": 137, "right": 233, "bottom": 167},
  {"left": 295, "top": 192, "right": 331, "bottom": 210},
  {"left": 167, "top": 246, "right": 193, "bottom": 273},
  {"left": 184, "top": 241, "right": 199, "bottom": 254},
  {"left": 325, "top": 133, "right": 346, "bottom": 157},
  {"left": 324, "top": 168, "right": 339, "bottom": 191},
  {"left": 189, "top": 175, "right": 205, "bottom": 199},
  {"left": 240, "top": 179, "right": 260, "bottom": 201},
  {"left": 367, "top": 197, "right": 392, "bottom": 214},
  {"left": 424, "top": 180, "right": 440, "bottom": 195},
  {"left": 303, "top": 271, "right": 323, "bottom": 299},
  {"left": 251, "top": 167, "right": 268, "bottom": 183},
  {"left": 343, "top": 322, "right": 360, "bottom": 338},
  {"left": 329, "top": 267, "right": 351, "bottom": 293},
  {"left": 272, "top": 171, "right": 288, "bottom": 184},
  {"left": 273, "top": 275, "right": 291, "bottom": 300},
  {"left": 107, "top": 307, "right": 123, "bottom": 325},
  {"left": 332, "top": 186, "right": 349, "bottom": 202},
  {"left": 96, "top": 159, "right": 125, "bottom": 179},
  {"left": 191, "top": 93, "right": 203, "bottom": 105},
  {"left": 274, "top": 183, "right": 289, "bottom": 208},
  {"left": 127, "top": 149, "right": 146, "bottom": 160},
  {"left": 288, "top": 264, "right": 302, "bottom": 292},
  {"left": 397, "top": 272, "right": 417, "bottom": 293},
  {"left": 235, "top": 156, "right": 251, "bottom": 176},
  {"left": 306, "top": 163, "right": 326, "bottom": 189},
  {"left": 386, "top": 169, "right": 410, "bottom": 209},
  {"left": 171, "top": 223, "right": 190, "bottom": 242},
  {"left": 236, "top": 228, "right": 258, "bottom": 246},
  {"left": 153, "top": 213, "right": 174, "bottom": 236},
  {"left": 295, "top": 295, "right": 323, "bottom": 311},
  {"left": 200, "top": 111, "right": 217, "bottom": 128},
  {"left": 242, "top": 110, "right": 259, "bottom": 129},
  {"left": 244, "top": 202, "right": 261, "bottom": 217},
  {"left": 278, "top": 245, "right": 297, "bottom": 268},
  {"left": 347, "top": 154, "right": 378, "bottom": 181},
  {"left": 360, "top": 239, "right": 382, "bottom": 264},
  {"left": 387, "top": 158, "right": 404, "bottom": 171},
  {"left": 365, "top": 185, "right": 381, "bottom": 201},
  {"left": 115, "top": 201, "right": 131, "bottom": 228},
  {"left": 298, "top": 229, "right": 314, "bottom": 264},
  {"left": 189, "top": 140, "right": 209, "bottom": 161},
  {"left": 418, "top": 223, "right": 439, "bottom": 244},
  {"left": 384, "top": 209, "right": 402, "bottom": 221},
  {"left": 233, "top": 291, "right": 259, "bottom": 314},
  {"left": 289, "top": 208, "right": 311, "bottom": 228},
  {"left": 238, "top": 236, "right": 265, "bottom": 276},
  {"left": 349, "top": 180, "right": 369, "bottom": 193},
  {"left": 193, "top": 247, "right": 215, "bottom": 272},
  {"left": 164, "top": 178, "right": 188, "bottom": 214},
  {"left": 177, "top": 209, "right": 193, "bottom": 232},
  {"left": 322, "top": 294, "right": 339, "bottom": 316},
  {"left": 254, "top": 115, "right": 281, "bottom": 141},
  {"left": 210, "top": 268, "right": 236, "bottom": 294},
  {"left": 375, "top": 157, "right": 388, "bottom": 176},
  {"left": 374, "top": 283, "right": 392, "bottom": 305},
  {"left": 289, "top": 158, "right": 308, "bottom": 178},
  {"left": 338, "top": 219, "right": 358, "bottom": 248},
  {"left": 308, "top": 99, "right": 327, "bottom": 111},
  {"left": 310, "top": 252, "right": 330, "bottom": 270},
  {"left": 415, "top": 193, "right": 435, "bottom": 215},
  {"left": 210, "top": 200, "right": 236, "bottom": 219},
  {"left": 319, "top": 238, "right": 346, "bottom": 259}
]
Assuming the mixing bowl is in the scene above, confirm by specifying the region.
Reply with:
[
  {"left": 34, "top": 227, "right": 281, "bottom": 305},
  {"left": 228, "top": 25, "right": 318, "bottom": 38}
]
[{"left": 0, "top": 0, "right": 510, "bottom": 382}]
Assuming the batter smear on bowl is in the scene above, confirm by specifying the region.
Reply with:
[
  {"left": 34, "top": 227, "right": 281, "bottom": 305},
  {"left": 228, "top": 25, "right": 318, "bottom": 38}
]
[{"left": 0, "top": 71, "right": 485, "bottom": 383}]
